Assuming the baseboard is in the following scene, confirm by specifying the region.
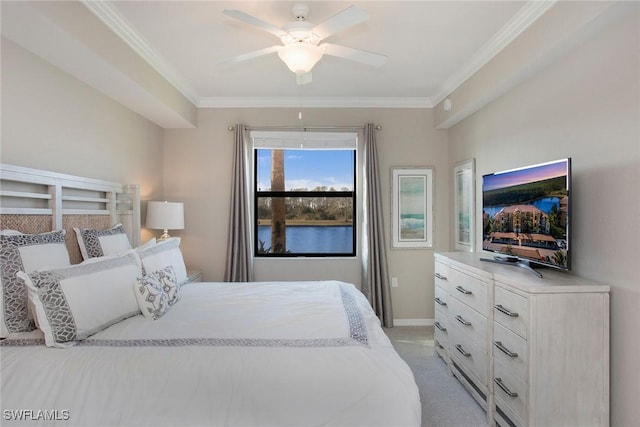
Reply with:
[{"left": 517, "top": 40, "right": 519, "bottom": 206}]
[{"left": 393, "top": 318, "right": 434, "bottom": 326}]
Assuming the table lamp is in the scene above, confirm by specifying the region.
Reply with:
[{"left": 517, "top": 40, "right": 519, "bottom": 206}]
[{"left": 146, "top": 201, "right": 184, "bottom": 241}]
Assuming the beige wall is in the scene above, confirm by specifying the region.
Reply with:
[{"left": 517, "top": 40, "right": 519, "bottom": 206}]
[
  {"left": 1, "top": 38, "right": 165, "bottom": 242},
  {"left": 448, "top": 9, "right": 639, "bottom": 425},
  {"left": 163, "top": 107, "right": 449, "bottom": 322}
]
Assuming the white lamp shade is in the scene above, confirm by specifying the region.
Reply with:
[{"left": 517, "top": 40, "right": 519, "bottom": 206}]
[
  {"left": 277, "top": 43, "right": 323, "bottom": 74},
  {"left": 146, "top": 201, "right": 184, "bottom": 230}
]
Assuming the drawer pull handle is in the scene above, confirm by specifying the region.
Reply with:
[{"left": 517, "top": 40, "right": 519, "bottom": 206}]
[
  {"left": 455, "top": 285, "right": 472, "bottom": 295},
  {"left": 434, "top": 321, "right": 447, "bottom": 332},
  {"left": 436, "top": 342, "right": 445, "bottom": 350},
  {"left": 495, "top": 304, "right": 519, "bottom": 317},
  {"left": 494, "top": 377, "right": 519, "bottom": 398},
  {"left": 455, "top": 315, "right": 471, "bottom": 326},
  {"left": 455, "top": 344, "right": 471, "bottom": 357},
  {"left": 434, "top": 273, "right": 448, "bottom": 280},
  {"left": 434, "top": 297, "right": 447, "bottom": 307},
  {"left": 494, "top": 341, "right": 518, "bottom": 358}
]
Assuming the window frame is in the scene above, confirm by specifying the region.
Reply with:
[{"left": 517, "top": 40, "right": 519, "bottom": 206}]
[{"left": 251, "top": 132, "right": 358, "bottom": 258}]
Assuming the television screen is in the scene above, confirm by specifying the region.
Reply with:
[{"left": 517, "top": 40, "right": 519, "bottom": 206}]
[{"left": 482, "top": 158, "right": 571, "bottom": 271}]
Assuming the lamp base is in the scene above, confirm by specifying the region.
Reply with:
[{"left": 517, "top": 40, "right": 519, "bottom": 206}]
[{"left": 158, "top": 229, "right": 171, "bottom": 241}]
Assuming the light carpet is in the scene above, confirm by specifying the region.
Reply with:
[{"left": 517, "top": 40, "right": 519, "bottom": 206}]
[{"left": 385, "top": 326, "right": 487, "bottom": 427}]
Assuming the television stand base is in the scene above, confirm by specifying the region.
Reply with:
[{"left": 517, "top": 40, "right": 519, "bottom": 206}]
[{"left": 480, "top": 256, "right": 544, "bottom": 278}]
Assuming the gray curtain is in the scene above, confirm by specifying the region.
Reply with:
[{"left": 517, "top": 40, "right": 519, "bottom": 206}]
[
  {"left": 361, "top": 123, "right": 393, "bottom": 327},
  {"left": 224, "top": 124, "right": 254, "bottom": 282}
]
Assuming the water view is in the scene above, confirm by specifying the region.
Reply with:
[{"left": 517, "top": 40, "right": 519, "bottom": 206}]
[
  {"left": 257, "top": 225, "right": 353, "bottom": 254},
  {"left": 483, "top": 196, "right": 560, "bottom": 218}
]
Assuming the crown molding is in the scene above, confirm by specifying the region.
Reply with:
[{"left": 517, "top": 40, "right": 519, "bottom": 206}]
[
  {"left": 81, "top": 1, "right": 430, "bottom": 110},
  {"left": 432, "top": 0, "right": 557, "bottom": 106},
  {"left": 197, "top": 97, "right": 433, "bottom": 109},
  {"left": 82, "top": 1, "right": 553, "bottom": 112},
  {"left": 81, "top": 0, "right": 199, "bottom": 106}
]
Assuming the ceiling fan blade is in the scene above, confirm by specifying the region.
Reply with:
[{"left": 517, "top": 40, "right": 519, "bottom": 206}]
[
  {"left": 222, "top": 9, "right": 287, "bottom": 38},
  {"left": 312, "top": 5, "right": 369, "bottom": 41},
  {"left": 321, "top": 43, "right": 387, "bottom": 67},
  {"left": 219, "top": 45, "right": 281, "bottom": 64}
]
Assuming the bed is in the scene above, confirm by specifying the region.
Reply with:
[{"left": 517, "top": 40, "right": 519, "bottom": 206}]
[{"left": 0, "top": 164, "right": 421, "bottom": 426}]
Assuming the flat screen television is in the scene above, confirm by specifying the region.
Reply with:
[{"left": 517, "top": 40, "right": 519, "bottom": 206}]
[{"left": 482, "top": 158, "right": 571, "bottom": 276}]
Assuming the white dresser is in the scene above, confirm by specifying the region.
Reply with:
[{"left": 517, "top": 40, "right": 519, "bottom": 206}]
[{"left": 434, "top": 252, "right": 610, "bottom": 427}]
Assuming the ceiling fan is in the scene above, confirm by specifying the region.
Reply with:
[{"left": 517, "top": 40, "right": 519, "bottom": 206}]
[{"left": 222, "top": 3, "right": 387, "bottom": 84}]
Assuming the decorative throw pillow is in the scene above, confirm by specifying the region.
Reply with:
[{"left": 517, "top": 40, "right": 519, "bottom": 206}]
[
  {"left": 74, "top": 223, "right": 132, "bottom": 260},
  {"left": 17, "top": 251, "right": 142, "bottom": 348},
  {"left": 0, "top": 229, "right": 70, "bottom": 337},
  {"left": 136, "top": 237, "right": 187, "bottom": 285},
  {"left": 134, "top": 272, "right": 170, "bottom": 320},
  {"left": 154, "top": 265, "right": 179, "bottom": 306}
]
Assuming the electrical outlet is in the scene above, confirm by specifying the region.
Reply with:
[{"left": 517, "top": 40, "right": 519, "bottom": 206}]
[{"left": 391, "top": 277, "right": 398, "bottom": 287}]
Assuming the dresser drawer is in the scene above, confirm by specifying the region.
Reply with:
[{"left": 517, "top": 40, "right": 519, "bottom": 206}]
[
  {"left": 434, "top": 284, "right": 449, "bottom": 311},
  {"left": 449, "top": 267, "right": 489, "bottom": 316},
  {"left": 434, "top": 305, "right": 449, "bottom": 341},
  {"left": 434, "top": 303, "right": 449, "bottom": 330},
  {"left": 434, "top": 261, "right": 449, "bottom": 293},
  {"left": 449, "top": 321, "right": 488, "bottom": 386},
  {"left": 494, "top": 322, "right": 528, "bottom": 381},
  {"left": 448, "top": 297, "right": 487, "bottom": 351},
  {"left": 494, "top": 285, "right": 528, "bottom": 339},
  {"left": 494, "top": 359, "right": 527, "bottom": 424},
  {"left": 434, "top": 327, "right": 449, "bottom": 351},
  {"left": 434, "top": 338, "right": 449, "bottom": 360}
]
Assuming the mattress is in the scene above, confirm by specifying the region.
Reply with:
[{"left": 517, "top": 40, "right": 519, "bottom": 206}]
[{"left": 1, "top": 280, "right": 421, "bottom": 426}]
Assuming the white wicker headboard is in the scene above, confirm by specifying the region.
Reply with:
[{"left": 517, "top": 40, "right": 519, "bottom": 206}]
[{"left": 0, "top": 163, "right": 141, "bottom": 263}]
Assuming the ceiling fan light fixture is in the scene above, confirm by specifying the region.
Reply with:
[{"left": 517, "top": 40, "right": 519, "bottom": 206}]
[
  {"left": 222, "top": 4, "right": 386, "bottom": 78},
  {"left": 277, "top": 43, "right": 324, "bottom": 74}
]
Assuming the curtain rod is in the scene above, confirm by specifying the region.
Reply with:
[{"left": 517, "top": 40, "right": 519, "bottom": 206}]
[{"left": 227, "top": 125, "right": 381, "bottom": 132}]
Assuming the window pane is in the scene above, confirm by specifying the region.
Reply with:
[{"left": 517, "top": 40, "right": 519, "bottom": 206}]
[
  {"left": 256, "top": 149, "right": 354, "bottom": 191},
  {"left": 254, "top": 146, "right": 356, "bottom": 257},
  {"left": 257, "top": 196, "right": 354, "bottom": 254}
]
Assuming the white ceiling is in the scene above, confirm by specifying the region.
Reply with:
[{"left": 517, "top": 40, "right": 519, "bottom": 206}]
[
  {"left": 2, "top": 1, "right": 557, "bottom": 116},
  {"left": 103, "top": 1, "right": 527, "bottom": 105}
]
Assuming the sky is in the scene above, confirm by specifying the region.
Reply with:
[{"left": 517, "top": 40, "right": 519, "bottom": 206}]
[
  {"left": 256, "top": 149, "right": 354, "bottom": 191},
  {"left": 482, "top": 159, "right": 569, "bottom": 192}
]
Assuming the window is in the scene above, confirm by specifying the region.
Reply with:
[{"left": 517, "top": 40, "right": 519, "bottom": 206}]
[{"left": 251, "top": 131, "right": 357, "bottom": 257}]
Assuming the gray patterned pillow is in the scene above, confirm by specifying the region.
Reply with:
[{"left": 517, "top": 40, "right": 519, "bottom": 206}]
[
  {"left": 154, "top": 265, "right": 179, "bottom": 306},
  {"left": 73, "top": 223, "right": 132, "bottom": 260},
  {"left": 134, "top": 271, "right": 171, "bottom": 320},
  {"left": 17, "top": 251, "right": 142, "bottom": 348},
  {"left": 0, "top": 229, "right": 70, "bottom": 337}
]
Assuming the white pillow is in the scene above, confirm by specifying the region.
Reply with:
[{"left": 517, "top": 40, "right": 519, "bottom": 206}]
[
  {"left": 136, "top": 237, "right": 187, "bottom": 285},
  {"left": 136, "top": 238, "right": 157, "bottom": 251},
  {"left": 74, "top": 223, "right": 132, "bottom": 260},
  {"left": 78, "top": 238, "right": 157, "bottom": 266},
  {"left": 0, "top": 229, "right": 70, "bottom": 337},
  {"left": 17, "top": 251, "right": 142, "bottom": 348}
]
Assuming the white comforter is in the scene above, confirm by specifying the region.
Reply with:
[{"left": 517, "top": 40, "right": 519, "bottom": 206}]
[{"left": 1, "top": 281, "right": 420, "bottom": 427}]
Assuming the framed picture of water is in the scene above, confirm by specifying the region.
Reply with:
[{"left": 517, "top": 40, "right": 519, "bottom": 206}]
[
  {"left": 391, "top": 167, "right": 434, "bottom": 249},
  {"left": 454, "top": 159, "right": 475, "bottom": 252}
]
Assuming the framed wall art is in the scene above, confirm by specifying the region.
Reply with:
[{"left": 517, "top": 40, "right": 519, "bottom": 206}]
[
  {"left": 391, "top": 167, "right": 433, "bottom": 249},
  {"left": 453, "top": 159, "right": 475, "bottom": 252}
]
